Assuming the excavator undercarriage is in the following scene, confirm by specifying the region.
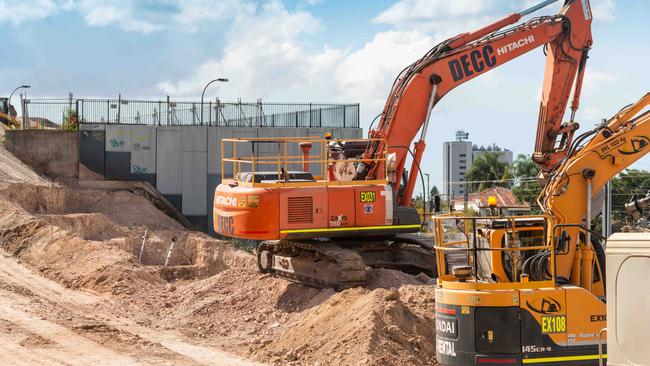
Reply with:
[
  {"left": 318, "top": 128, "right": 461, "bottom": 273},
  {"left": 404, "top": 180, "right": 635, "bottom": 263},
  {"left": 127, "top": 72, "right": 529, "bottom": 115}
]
[{"left": 257, "top": 234, "right": 438, "bottom": 290}]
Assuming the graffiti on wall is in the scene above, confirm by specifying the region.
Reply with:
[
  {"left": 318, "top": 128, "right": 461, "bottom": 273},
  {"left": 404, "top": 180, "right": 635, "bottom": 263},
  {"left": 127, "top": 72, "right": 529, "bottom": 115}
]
[
  {"left": 132, "top": 164, "right": 148, "bottom": 174},
  {"left": 109, "top": 138, "right": 125, "bottom": 149}
]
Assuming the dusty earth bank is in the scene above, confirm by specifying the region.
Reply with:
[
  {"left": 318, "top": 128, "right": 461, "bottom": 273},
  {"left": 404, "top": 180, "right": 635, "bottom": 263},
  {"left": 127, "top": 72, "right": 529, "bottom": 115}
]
[{"left": 0, "top": 146, "right": 439, "bottom": 365}]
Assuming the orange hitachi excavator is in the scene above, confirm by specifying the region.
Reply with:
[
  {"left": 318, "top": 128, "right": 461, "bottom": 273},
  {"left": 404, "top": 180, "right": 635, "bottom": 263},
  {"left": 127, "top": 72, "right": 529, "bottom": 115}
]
[{"left": 214, "top": 0, "right": 593, "bottom": 289}]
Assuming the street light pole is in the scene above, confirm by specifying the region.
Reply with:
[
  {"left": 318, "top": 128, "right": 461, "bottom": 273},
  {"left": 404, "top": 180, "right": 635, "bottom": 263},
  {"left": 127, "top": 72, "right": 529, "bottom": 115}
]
[
  {"left": 201, "top": 78, "right": 228, "bottom": 126},
  {"left": 8, "top": 85, "right": 30, "bottom": 129}
]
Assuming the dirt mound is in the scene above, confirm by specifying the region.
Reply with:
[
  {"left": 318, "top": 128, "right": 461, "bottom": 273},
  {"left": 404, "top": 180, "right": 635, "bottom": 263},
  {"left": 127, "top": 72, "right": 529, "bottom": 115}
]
[
  {"left": 250, "top": 286, "right": 436, "bottom": 366},
  {"left": 0, "top": 183, "right": 183, "bottom": 231}
]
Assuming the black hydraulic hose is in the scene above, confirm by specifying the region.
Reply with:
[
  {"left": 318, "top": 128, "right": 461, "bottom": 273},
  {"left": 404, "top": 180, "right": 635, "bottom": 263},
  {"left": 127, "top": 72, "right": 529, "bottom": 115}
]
[
  {"left": 367, "top": 113, "right": 382, "bottom": 137},
  {"left": 590, "top": 236, "right": 607, "bottom": 294}
]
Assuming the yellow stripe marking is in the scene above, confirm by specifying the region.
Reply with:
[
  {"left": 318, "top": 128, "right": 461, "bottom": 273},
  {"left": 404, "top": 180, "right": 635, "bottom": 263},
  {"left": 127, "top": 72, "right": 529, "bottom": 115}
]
[
  {"left": 281, "top": 224, "right": 421, "bottom": 234},
  {"left": 523, "top": 354, "right": 606, "bottom": 364}
]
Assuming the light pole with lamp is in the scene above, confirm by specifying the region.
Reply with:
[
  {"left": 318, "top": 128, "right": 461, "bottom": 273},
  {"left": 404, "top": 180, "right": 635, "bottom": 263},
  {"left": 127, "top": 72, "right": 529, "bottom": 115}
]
[
  {"left": 8, "top": 85, "right": 30, "bottom": 129},
  {"left": 200, "top": 78, "right": 228, "bottom": 126}
]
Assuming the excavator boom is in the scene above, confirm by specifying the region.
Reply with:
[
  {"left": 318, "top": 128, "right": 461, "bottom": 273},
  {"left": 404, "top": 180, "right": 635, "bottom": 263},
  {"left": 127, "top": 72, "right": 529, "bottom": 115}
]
[
  {"left": 543, "top": 92, "right": 650, "bottom": 284},
  {"left": 361, "top": 0, "right": 593, "bottom": 206}
]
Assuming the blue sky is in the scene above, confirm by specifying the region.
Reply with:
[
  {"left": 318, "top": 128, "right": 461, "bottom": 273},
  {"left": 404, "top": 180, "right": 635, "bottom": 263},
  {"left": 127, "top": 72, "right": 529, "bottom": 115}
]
[{"left": 1, "top": 0, "right": 649, "bottom": 192}]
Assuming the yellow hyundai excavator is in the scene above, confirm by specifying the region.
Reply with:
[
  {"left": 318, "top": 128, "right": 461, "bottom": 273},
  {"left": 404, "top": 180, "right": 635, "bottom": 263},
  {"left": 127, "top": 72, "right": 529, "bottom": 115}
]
[
  {"left": 432, "top": 92, "right": 650, "bottom": 365},
  {"left": 0, "top": 98, "right": 20, "bottom": 129}
]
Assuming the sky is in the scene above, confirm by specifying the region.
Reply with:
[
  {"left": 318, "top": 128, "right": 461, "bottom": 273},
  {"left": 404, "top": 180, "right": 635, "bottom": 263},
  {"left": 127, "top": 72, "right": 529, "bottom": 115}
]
[{"left": 1, "top": 0, "right": 649, "bottom": 194}]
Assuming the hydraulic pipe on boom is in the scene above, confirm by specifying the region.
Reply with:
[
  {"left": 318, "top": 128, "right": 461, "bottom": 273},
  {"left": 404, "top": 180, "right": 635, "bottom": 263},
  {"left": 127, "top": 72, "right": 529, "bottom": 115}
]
[{"left": 359, "top": 0, "right": 592, "bottom": 207}]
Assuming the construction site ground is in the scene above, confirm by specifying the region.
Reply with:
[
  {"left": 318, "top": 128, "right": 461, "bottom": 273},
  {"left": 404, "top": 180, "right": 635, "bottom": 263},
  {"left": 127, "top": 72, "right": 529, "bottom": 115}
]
[{"left": 0, "top": 141, "right": 439, "bottom": 366}]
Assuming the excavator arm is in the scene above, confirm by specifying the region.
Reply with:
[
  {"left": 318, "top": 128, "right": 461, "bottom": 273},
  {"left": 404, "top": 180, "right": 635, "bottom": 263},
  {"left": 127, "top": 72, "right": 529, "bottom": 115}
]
[
  {"left": 360, "top": 0, "right": 593, "bottom": 206},
  {"left": 542, "top": 92, "right": 650, "bottom": 291}
]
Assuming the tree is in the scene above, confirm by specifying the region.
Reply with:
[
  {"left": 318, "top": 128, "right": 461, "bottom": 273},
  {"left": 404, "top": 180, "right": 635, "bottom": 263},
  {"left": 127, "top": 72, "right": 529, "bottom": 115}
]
[
  {"left": 511, "top": 154, "right": 542, "bottom": 212},
  {"left": 427, "top": 185, "right": 439, "bottom": 211},
  {"left": 466, "top": 152, "right": 512, "bottom": 192},
  {"left": 62, "top": 109, "right": 79, "bottom": 131},
  {"left": 610, "top": 169, "right": 650, "bottom": 231}
]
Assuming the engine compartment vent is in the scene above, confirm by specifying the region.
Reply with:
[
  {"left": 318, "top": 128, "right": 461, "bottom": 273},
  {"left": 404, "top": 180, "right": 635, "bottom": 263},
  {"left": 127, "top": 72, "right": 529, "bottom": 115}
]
[{"left": 287, "top": 196, "right": 313, "bottom": 224}]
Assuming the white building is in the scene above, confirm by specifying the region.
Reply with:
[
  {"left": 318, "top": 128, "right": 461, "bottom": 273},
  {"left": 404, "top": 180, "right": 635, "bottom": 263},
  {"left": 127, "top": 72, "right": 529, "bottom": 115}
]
[
  {"left": 443, "top": 131, "right": 513, "bottom": 199},
  {"left": 443, "top": 131, "right": 472, "bottom": 198}
]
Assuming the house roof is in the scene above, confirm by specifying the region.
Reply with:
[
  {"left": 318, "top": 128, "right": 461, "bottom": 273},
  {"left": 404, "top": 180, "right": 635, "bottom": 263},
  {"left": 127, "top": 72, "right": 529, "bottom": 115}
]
[{"left": 453, "top": 186, "right": 530, "bottom": 208}]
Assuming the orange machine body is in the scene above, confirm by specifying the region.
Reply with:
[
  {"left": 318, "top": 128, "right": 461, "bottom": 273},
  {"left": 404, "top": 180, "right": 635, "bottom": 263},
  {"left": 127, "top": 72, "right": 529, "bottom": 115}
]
[{"left": 214, "top": 183, "right": 421, "bottom": 240}]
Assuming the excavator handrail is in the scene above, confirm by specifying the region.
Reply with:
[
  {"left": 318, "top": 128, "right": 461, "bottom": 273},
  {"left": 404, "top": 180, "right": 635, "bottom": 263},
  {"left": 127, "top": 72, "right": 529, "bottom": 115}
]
[
  {"left": 221, "top": 136, "right": 391, "bottom": 188},
  {"left": 432, "top": 214, "right": 554, "bottom": 287}
]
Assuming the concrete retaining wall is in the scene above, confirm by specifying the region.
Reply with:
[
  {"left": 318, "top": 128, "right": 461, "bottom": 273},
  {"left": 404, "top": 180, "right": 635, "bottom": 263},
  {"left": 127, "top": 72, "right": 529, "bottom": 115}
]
[{"left": 5, "top": 130, "right": 79, "bottom": 179}]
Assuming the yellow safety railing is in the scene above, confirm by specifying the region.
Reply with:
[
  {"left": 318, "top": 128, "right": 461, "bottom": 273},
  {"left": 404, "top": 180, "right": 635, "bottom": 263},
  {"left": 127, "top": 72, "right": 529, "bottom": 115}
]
[
  {"left": 431, "top": 214, "right": 555, "bottom": 290},
  {"left": 220, "top": 136, "right": 389, "bottom": 187}
]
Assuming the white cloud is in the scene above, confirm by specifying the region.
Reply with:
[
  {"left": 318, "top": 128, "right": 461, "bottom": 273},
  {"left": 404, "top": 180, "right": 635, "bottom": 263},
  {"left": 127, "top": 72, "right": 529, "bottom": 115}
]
[
  {"left": 583, "top": 68, "right": 617, "bottom": 92},
  {"left": 372, "top": 0, "right": 511, "bottom": 39},
  {"left": 71, "top": 0, "right": 251, "bottom": 34},
  {"left": 0, "top": 0, "right": 251, "bottom": 33},
  {"left": 591, "top": 0, "right": 615, "bottom": 22},
  {"left": 157, "top": 1, "right": 324, "bottom": 98},
  {"left": 333, "top": 31, "right": 434, "bottom": 108},
  {"left": 373, "top": 0, "right": 497, "bottom": 25},
  {"left": 156, "top": 1, "right": 437, "bottom": 125},
  {"left": 0, "top": 0, "right": 58, "bottom": 25}
]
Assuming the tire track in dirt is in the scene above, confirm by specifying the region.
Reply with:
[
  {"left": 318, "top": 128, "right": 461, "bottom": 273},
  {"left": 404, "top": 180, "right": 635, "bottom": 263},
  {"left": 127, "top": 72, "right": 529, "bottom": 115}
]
[{"left": 0, "top": 249, "right": 264, "bottom": 366}]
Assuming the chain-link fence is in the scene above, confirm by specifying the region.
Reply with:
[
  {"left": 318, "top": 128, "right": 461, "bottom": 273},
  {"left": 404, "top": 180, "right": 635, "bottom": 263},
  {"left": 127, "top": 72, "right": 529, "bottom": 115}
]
[{"left": 21, "top": 96, "right": 360, "bottom": 129}]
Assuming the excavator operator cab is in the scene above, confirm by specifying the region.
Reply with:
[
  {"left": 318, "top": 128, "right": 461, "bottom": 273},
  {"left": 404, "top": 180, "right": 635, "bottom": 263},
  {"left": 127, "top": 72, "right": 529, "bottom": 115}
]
[{"left": 432, "top": 215, "right": 551, "bottom": 289}]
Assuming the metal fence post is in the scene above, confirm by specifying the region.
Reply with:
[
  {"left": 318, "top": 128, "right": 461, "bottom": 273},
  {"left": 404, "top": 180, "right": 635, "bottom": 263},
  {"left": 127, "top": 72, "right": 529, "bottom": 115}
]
[
  {"left": 117, "top": 94, "right": 122, "bottom": 124},
  {"left": 355, "top": 103, "right": 360, "bottom": 128},
  {"left": 343, "top": 105, "right": 346, "bottom": 128},
  {"left": 21, "top": 95, "right": 27, "bottom": 130},
  {"left": 216, "top": 98, "right": 221, "bottom": 126},
  {"left": 309, "top": 103, "right": 312, "bottom": 127},
  {"left": 166, "top": 95, "right": 171, "bottom": 125},
  {"left": 208, "top": 100, "right": 212, "bottom": 126},
  {"left": 238, "top": 100, "right": 242, "bottom": 126},
  {"left": 107, "top": 99, "right": 110, "bottom": 124},
  {"left": 158, "top": 100, "right": 162, "bottom": 126},
  {"left": 75, "top": 99, "right": 80, "bottom": 126}
]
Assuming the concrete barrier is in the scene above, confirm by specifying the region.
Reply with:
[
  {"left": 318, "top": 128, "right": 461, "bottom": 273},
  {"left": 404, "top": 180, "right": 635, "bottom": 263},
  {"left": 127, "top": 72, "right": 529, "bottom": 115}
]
[{"left": 4, "top": 130, "right": 79, "bottom": 179}]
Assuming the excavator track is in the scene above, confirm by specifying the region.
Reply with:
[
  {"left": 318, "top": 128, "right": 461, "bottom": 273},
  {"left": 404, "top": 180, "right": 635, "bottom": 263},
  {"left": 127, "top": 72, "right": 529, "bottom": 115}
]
[
  {"left": 257, "top": 240, "right": 368, "bottom": 290},
  {"left": 256, "top": 235, "right": 439, "bottom": 290}
]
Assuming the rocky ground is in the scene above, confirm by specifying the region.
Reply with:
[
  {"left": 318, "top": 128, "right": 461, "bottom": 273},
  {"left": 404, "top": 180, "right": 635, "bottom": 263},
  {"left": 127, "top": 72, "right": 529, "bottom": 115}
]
[{"left": 0, "top": 144, "right": 439, "bottom": 365}]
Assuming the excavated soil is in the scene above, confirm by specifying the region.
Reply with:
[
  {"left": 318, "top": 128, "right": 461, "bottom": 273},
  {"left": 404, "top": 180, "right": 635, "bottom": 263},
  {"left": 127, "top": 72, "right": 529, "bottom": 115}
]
[{"left": 0, "top": 150, "right": 440, "bottom": 365}]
